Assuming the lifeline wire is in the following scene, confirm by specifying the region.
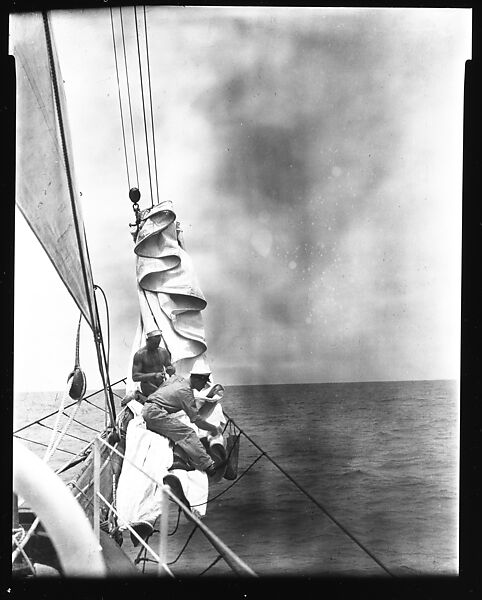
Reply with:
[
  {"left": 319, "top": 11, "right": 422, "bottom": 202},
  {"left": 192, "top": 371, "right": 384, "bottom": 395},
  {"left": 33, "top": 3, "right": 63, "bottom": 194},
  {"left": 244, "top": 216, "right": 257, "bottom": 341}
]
[
  {"left": 68, "top": 416, "right": 102, "bottom": 434},
  {"left": 38, "top": 422, "right": 90, "bottom": 444},
  {"left": 13, "top": 435, "right": 76, "bottom": 456},
  {"left": 189, "top": 451, "right": 265, "bottom": 508},
  {"left": 13, "top": 377, "right": 127, "bottom": 435}
]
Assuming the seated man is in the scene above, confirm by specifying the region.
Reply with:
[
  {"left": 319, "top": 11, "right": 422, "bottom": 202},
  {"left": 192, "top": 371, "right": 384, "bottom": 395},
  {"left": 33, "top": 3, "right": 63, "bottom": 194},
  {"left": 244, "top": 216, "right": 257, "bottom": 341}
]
[
  {"left": 132, "top": 329, "right": 175, "bottom": 396},
  {"left": 142, "top": 368, "right": 225, "bottom": 477}
]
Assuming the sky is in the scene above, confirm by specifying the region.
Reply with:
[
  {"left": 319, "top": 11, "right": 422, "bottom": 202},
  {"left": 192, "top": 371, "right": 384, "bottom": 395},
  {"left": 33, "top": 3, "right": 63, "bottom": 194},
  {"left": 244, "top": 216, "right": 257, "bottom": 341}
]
[{"left": 12, "top": 6, "right": 471, "bottom": 392}]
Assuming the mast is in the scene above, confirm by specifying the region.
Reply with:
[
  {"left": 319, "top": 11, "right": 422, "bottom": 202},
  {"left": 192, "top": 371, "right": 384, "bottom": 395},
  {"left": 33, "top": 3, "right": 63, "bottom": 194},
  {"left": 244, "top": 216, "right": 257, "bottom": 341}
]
[
  {"left": 11, "top": 11, "right": 116, "bottom": 426},
  {"left": 41, "top": 12, "right": 116, "bottom": 427}
]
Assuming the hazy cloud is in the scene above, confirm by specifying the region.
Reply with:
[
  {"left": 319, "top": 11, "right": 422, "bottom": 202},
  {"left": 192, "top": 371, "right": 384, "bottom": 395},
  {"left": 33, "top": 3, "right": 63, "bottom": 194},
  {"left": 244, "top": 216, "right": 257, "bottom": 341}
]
[{"left": 13, "top": 7, "right": 470, "bottom": 390}]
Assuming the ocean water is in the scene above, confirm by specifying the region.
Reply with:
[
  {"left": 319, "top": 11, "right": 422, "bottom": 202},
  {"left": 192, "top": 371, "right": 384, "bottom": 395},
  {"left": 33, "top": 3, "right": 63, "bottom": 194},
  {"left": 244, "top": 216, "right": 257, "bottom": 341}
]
[{"left": 13, "top": 379, "right": 458, "bottom": 577}]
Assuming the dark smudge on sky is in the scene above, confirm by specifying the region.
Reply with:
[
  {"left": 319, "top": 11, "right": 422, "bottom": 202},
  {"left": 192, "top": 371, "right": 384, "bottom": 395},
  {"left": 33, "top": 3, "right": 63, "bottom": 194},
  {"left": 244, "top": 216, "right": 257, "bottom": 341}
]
[
  {"left": 184, "top": 12, "right": 421, "bottom": 383},
  {"left": 77, "top": 9, "right": 467, "bottom": 385},
  {"left": 13, "top": 8, "right": 468, "bottom": 389}
]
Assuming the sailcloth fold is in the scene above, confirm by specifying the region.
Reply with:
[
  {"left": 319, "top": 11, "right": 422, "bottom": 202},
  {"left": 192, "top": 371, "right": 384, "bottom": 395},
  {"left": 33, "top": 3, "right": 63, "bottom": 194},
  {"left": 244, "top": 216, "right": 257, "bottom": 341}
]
[{"left": 132, "top": 200, "right": 210, "bottom": 377}]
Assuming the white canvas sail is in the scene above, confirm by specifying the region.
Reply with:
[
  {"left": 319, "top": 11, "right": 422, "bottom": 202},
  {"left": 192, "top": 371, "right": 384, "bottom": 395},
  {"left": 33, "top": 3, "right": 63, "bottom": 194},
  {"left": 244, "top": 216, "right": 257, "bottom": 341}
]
[
  {"left": 129, "top": 201, "right": 210, "bottom": 382},
  {"left": 10, "top": 12, "right": 98, "bottom": 330}
]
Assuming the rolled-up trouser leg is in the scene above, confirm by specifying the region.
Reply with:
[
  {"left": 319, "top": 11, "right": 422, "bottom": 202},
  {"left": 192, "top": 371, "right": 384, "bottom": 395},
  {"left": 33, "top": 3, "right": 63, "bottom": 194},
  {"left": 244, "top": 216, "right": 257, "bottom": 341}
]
[{"left": 142, "top": 403, "right": 213, "bottom": 471}]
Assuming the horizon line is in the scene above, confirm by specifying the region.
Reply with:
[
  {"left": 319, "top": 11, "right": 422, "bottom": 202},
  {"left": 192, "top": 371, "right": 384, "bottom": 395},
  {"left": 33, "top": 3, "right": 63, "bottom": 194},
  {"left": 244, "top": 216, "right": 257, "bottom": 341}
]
[{"left": 14, "top": 377, "right": 458, "bottom": 395}]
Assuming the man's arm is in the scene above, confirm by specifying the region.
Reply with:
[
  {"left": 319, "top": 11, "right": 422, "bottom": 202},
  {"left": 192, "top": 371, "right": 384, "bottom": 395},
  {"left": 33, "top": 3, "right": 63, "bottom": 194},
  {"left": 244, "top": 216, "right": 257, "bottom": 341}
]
[
  {"left": 177, "top": 387, "right": 220, "bottom": 435},
  {"left": 192, "top": 415, "right": 221, "bottom": 437},
  {"left": 132, "top": 351, "right": 164, "bottom": 386},
  {"left": 161, "top": 348, "right": 176, "bottom": 376}
]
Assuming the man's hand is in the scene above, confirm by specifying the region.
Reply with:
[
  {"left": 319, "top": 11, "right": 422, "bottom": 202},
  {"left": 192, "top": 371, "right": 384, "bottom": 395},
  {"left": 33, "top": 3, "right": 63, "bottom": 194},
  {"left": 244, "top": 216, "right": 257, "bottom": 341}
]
[
  {"left": 154, "top": 372, "right": 165, "bottom": 383},
  {"left": 166, "top": 365, "right": 176, "bottom": 376},
  {"left": 209, "top": 425, "right": 222, "bottom": 437}
]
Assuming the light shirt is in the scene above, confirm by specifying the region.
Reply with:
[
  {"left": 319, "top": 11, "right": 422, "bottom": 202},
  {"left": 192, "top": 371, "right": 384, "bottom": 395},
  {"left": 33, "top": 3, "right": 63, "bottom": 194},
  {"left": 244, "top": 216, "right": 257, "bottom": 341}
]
[{"left": 147, "top": 375, "right": 201, "bottom": 424}]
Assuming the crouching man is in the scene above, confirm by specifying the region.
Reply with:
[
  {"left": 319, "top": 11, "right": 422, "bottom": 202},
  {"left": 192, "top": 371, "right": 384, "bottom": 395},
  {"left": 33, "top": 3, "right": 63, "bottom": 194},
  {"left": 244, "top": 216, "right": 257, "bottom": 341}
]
[{"left": 142, "top": 368, "right": 224, "bottom": 478}]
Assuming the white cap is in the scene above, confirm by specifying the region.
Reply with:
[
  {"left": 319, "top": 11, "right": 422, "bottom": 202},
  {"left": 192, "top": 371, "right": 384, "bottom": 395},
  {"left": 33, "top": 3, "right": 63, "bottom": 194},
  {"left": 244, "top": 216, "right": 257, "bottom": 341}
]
[{"left": 146, "top": 329, "right": 162, "bottom": 338}]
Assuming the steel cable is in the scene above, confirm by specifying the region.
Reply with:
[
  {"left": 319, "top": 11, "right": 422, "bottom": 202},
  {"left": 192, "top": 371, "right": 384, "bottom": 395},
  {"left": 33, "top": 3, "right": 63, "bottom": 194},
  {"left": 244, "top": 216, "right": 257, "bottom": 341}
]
[
  {"left": 133, "top": 5, "right": 154, "bottom": 207},
  {"left": 142, "top": 5, "right": 160, "bottom": 205},
  {"left": 119, "top": 6, "right": 140, "bottom": 187},
  {"left": 225, "top": 413, "right": 395, "bottom": 577},
  {"left": 109, "top": 6, "right": 131, "bottom": 189}
]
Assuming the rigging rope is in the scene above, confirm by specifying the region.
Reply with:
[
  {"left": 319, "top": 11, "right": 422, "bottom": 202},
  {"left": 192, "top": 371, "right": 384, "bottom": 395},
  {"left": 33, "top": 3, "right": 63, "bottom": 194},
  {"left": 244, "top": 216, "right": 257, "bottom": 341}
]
[
  {"left": 44, "top": 401, "right": 83, "bottom": 463},
  {"left": 11, "top": 516, "right": 41, "bottom": 566},
  {"left": 15, "top": 376, "right": 392, "bottom": 576},
  {"left": 141, "top": 289, "right": 173, "bottom": 361},
  {"left": 134, "top": 508, "right": 181, "bottom": 571},
  {"left": 168, "top": 508, "right": 181, "bottom": 536},
  {"left": 38, "top": 422, "right": 90, "bottom": 444},
  {"left": 13, "top": 377, "right": 127, "bottom": 435},
  {"left": 134, "top": 5, "right": 154, "bottom": 208},
  {"left": 167, "top": 523, "right": 199, "bottom": 566},
  {"left": 43, "top": 13, "right": 115, "bottom": 429},
  {"left": 42, "top": 390, "right": 67, "bottom": 461},
  {"left": 119, "top": 6, "right": 140, "bottom": 187},
  {"left": 94, "top": 284, "right": 111, "bottom": 373},
  {"left": 83, "top": 398, "right": 107, "bottom": 413},
  {"left": 42, "top": 12, "right": 97, "bottom": 332},
  {"left": 225, "top": 413, "right": 395, "bottom": 577},
  {"left": 198, "top": 554, "right": 222, "bottom": 576},
  {"left": 142, "top": 5, "right": 160, "bottom": 206},
  {"left": 13, "top": 435, "right": 76, "bottom": 456},
  {"left": 109, "top": 6, "right": 131, "bottom": 190},
  {"left": 12, "top": 527, "right": 36, "bottom": 574},
  {"left": 88, "top": 287, "right": 116, "bottom": 429},
  {"left": 68, "top": 416, "right": 102, "bottom": 434},
  {"left": 111, "top": 5, "right": 161, "bottom": 209},
  {"left": 97, "top": 490, "right": 174, "bottom": 577},
  {"left": 190, "top": 451, "right": 265, "bottom": 508}
]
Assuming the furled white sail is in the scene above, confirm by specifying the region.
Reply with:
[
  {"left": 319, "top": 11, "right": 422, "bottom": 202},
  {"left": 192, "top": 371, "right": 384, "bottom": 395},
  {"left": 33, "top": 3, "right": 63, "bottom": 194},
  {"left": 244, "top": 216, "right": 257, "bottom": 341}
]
[
  {"left": 131, "top": 200, "right": 210, "bottom": 378},
  {"left": 10, "top": 12, "right": 97, "bottom": 330}
]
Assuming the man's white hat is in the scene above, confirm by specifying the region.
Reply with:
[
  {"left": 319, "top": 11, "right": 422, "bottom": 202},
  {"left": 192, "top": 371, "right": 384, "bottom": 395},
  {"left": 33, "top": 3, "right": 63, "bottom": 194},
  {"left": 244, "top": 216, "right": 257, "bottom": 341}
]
[
  {"left": 190, "top": 365, "right": 211, "bottom": 376},
  {"left": 146, "top": 329, "right": 162, "bottom": 338}
]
